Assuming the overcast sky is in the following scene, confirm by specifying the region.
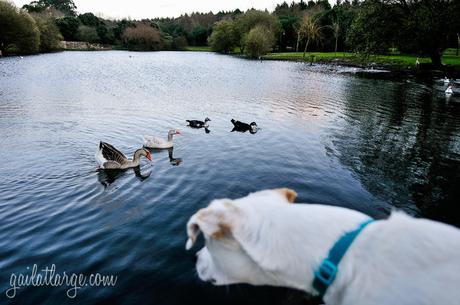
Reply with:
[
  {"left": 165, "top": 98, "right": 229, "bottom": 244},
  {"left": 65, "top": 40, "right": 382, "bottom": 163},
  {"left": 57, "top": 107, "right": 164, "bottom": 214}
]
[{"left": 12, "top": 0, "right": 286, "bottom": 19}]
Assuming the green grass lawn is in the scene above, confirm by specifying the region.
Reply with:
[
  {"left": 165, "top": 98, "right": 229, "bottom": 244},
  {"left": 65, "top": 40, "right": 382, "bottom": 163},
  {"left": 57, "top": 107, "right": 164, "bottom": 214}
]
[
  {"left": 185, "top": 46, "right": 460, "bottom": 67},
  {"left": 263, "top": 49, "right": 460, "bottom": 67},
  {"left": 185, "top": 46, "right": 212, "bottom": 52}
]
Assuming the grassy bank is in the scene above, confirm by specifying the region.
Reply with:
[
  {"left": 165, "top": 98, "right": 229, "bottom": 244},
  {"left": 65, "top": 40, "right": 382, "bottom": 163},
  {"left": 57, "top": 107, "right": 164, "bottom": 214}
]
[
  {"left": 184, "top": 46, "right": 460, "bottom": 70},
  {"left": 263, "top": 49, "right": 460, "bottom": 69},
  {"left": 185, "top": 46, "right": 212, "bottom": 52}
]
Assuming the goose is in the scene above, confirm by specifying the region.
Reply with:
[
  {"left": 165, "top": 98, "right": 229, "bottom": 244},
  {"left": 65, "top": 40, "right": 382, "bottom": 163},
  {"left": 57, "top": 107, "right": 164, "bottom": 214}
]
[
  {"left": 186, "top": 117, "right": 210, "bottom": 128},
  {"left": 143, "top": 129, "right": 181, "bottom": 149},
  {"left": 231, "top": 119, "right": 258, "bottom": 134},
  {"left": 446, "top": 85, "right": 453, "bottom": 95},
  {"left": 96, "top": 141, "right": 151, "bottom": 169}
]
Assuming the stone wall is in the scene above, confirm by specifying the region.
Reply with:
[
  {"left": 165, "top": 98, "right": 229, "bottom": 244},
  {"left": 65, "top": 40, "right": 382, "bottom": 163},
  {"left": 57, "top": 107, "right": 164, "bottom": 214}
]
[{"left": 59, "top": 41, "right": 113, "bottom": 51}]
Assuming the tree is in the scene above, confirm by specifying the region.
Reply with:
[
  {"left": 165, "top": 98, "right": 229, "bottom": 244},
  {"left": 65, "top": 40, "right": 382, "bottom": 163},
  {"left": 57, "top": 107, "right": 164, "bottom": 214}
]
[
  {"left": 172, "top": 35, "right": 188, "bottom": 50},
  {"left": 245, "top": 25, "right": 275, "bottom": 58},
  {"left": 190, "top": 26, "right": 209, "bottom": 46},
  {"left": 121, "top": 23, "right": 162, "bottom": 51},
  {"left": 77, "top": 25, "right": 99, "bottom": 42},
  {"left": 233, "top": 10, "right": 280, "bottom": 54},
  {"left": 208, "top": 20, "right": 237, "bottom": 53},
  {"left": 236, "top": 10, "right": 280, "bottom": 35},
  {"left": 114, "top": 19, "right": 135, "bottom": 42},
  {"left": 389, "top": 0, "right": 459, "bottom": 67},
  {"left": 346, "top": 1, "right": 395, "bottom": 55},
  {"left": 23, "top": 0, "right": 77, "bottom": 16},
  {"left": 331, "top": 21, "right": 340, "bottom": 54},
  {"left": 0, "top": 1, "right": 40, "bottom": 54},
  {"left": 299, "top": 14, "right": 326, "bottom": 57},
  {"left": 347, "top": 0, "right": 460, "bottom": 67},
  {"left": 278, "top": 15, "right": 300, "bottom": 51},
  {"left": 55, "top": 16, "right": 80, "bottom": 40},
  {"left": 78, "top": 12, "right": 100, "bottom": 27},
  {"left": 35, "top": 16, "right": 62, "bottom": 51}
]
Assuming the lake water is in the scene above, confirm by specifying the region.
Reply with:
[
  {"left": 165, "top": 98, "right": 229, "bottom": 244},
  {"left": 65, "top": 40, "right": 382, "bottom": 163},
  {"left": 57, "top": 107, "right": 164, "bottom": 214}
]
[{"left": 1, "top": 51, "right": 459, "bottom": 305}]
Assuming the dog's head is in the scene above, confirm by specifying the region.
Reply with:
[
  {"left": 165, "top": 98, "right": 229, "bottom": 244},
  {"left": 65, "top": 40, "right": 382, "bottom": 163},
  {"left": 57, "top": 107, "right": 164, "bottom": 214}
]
[{"left": 186, "top": 188, "right": 297, "bottom": 286}]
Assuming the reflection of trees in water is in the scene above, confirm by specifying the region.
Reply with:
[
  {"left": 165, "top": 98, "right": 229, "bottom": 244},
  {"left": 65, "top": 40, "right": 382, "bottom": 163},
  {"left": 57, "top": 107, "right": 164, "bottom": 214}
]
[{"left": 329, "top": 79, "right": 460, "bottom": 226}]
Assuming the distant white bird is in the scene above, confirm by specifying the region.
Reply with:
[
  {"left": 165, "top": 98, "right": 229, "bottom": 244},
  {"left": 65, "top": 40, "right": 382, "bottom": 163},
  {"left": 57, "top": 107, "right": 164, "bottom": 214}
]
[
  {"left": 444, "top": 77, "right": 450, "bottom": 83},
  {"left": 446, "top": 85, "right": 453, "bottom": 95},
  {"left": 143, "top": 129, "right": 181, "bottom": 149}
]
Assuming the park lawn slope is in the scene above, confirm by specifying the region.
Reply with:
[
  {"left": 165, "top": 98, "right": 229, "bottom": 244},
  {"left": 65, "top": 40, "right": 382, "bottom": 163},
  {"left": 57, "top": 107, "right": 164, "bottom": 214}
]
[{"left": 263, "top": 51, "right": 460, "bottom": 69}]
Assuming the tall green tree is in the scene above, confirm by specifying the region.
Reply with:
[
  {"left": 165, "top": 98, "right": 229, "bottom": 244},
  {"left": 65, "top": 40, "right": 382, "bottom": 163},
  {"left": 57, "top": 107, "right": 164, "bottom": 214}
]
[
  {"left": 299, "top": 14, "right": 326, "bottom": 57},
  {"left": 346, "top": 1, "right": 396, "bottom": 55},
  {"left": 23, "top": 0, "right": 77, "bottom": 16},
  {"left": 208, "top": 20, "right": 238, "bottom": 53},
  {"left": 55, "top": 16, "right": 80, "bottom": 40},
  {"left": 35, "top": 16, "right": 62, "bottom": 51},
  {"left": 389, "top": 0, "right": 460, "bottom": 67},
  {"left": 0, "top": 1, "right": 40, "bottom": 54}
]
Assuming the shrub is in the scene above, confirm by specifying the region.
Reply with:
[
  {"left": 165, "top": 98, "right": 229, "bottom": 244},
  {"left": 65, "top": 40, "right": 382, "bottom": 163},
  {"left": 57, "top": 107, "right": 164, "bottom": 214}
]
[
  {"left": 172, "top": 35, "right": 188, "bottom": 50},
  {"left": 244, "top": 25, "right": 274, "bottom": 58},
  {"left": 121, "top": 23, "right": 162, "bottom": 51}
]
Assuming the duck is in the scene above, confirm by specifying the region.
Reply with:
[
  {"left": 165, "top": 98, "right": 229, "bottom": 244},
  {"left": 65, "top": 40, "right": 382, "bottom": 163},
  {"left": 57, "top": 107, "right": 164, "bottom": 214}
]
[
  {"left": 446, "top": 85, "right": 453, "bottom": 95},
  {"left": 96, "top": 141, "right": 151, "bottom": 169},
  {"left": 231, "top": 119, "right": 258, "bottom": 134},
  {"left": 143, "top": 129, "right": 181, "bottom": 149},
  {"left": 186, "top": 117, "right": 210, "bottom": 128}
]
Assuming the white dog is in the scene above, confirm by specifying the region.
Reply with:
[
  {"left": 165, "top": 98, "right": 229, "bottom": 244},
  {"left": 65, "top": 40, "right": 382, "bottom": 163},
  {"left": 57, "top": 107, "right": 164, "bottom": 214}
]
[{"left": 186, "top": 188, "right": 460, "bottom": 305}]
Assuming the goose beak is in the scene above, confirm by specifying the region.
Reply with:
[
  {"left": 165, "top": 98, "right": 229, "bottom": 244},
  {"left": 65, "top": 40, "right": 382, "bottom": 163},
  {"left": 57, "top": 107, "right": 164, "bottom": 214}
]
[
  {"left": 176, "top": 130, "right": 181, "bottom": 135},
  {"left": 146, "top": 151, "right": 152, "bottom": 161}
]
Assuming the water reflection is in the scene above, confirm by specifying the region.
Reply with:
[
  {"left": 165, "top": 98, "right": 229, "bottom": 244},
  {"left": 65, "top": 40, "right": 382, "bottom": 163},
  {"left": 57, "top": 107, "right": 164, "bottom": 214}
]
[
  {"left": 97, "top": 167, "right": 151, "bottom": 187},
  {"left": 186, "top": 126, "right": 211, "bottom": 134},
  {"left": 168, "top": 147, "right": 183, "bottom": 166},
  {"left": 330, "top": 79, "right": 460, "bottom": 225},
  {"left": 2, "top": 51, "right": 460, "bottom": 305}
]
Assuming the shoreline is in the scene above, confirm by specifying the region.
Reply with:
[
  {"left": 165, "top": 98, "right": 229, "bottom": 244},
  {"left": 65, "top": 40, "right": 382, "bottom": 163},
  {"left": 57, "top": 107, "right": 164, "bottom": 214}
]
[{"left": 3, "top": 47, "right": 459, "bottom": 79}]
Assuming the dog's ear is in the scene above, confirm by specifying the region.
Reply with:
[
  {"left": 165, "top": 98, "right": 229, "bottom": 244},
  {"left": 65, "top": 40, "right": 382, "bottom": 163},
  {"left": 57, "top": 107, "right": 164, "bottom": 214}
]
[
  {"left": 186, "top": 200, "right": 238, "bottom": 250},
  {"left": 273, "top": 188, "right": 297, "bottom": 203}
]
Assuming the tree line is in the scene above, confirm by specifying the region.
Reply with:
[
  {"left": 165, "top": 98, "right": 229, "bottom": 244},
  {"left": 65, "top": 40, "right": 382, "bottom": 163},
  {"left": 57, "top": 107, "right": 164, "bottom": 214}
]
[{"left": 1, "top": 0, "right": 459, "bottom": 67}]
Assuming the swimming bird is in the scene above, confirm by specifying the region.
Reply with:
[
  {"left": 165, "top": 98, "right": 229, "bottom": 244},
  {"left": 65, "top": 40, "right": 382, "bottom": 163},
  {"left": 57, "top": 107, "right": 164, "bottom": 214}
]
[
  {"left": 186, "top": 117, "right": 210, "bottom": 128},
  {"left": 143, "top": 129, "right": 181, "bottom": 149},
  {"left": 446, "top": 85, "right": 453, "bottom": 95},
  {"left": 444, "top": 77, "right": 450, "bottom": 83},
  {"left": 231, "top": 119, "right": 258, "bottom": 134},
  {"left": 96, "top": 141, "right": 151, "bottom": 169}
]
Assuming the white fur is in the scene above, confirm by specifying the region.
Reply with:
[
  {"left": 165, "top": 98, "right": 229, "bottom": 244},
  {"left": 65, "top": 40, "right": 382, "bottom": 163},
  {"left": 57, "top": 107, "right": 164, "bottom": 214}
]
[{"left": 186, "top": 189, "right": 460, "bottom": 305}]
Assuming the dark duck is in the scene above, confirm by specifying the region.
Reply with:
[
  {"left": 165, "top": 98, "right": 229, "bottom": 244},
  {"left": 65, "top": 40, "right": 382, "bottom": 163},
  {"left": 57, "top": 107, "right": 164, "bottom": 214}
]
[
  {"left": 231, "top": 119, "right": 258, "bottom": 134},
  {"left": 186, "top": 117, "right": 210, "bottom": 128}
]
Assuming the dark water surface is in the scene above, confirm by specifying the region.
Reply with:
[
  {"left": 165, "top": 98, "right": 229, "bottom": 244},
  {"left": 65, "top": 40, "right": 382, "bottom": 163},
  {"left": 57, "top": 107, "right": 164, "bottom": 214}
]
[{"left": 1, "top": 51, "right": 459, "bottom": 305}]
